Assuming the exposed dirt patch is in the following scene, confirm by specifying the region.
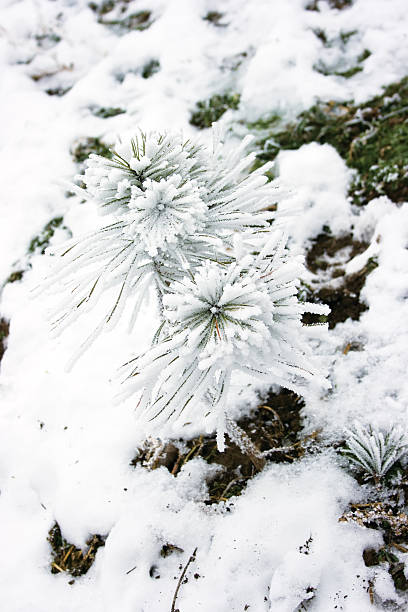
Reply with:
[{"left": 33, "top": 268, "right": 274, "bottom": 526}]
[
  {"left": 0, "top": 318, "right": 10, "bottom": 368},
  {"left": 306, "top": 232, "right": 368, "bottom": 274},
  {"left": 341, "top": 497, "right": 408, "bottom": 592},
  {"left": 308, "top": 273, "right": 368, "bottom": 329},
  {"left": 302, "top": 232, "right": 377, "bottom": 329},
  {"left": 132, "top": 390, "right": 319, "bottom": 503},
  {"left": 364, "top": 545, "right": 408, "bottom": 591},
  {"left": 48, "top": 523, "right": 105, "bottom": 578}
]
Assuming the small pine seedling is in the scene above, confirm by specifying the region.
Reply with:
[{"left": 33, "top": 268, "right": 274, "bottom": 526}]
[
  {"left": 343, "top": 422, "right": 408, "bottom": 484},
  {"left": 40, "top": 125, "right": 329, "bottom": 449}
]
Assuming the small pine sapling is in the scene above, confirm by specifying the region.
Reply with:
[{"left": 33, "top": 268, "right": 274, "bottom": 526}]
[
  {"left": 343, "top": 422, "right": 408, "bottom": 484},
  {"left": 40, "top": 126, "right": 330, "bottom": 449},
  {"left": 120, "top": 232, "right": 329, "bottom": 450}
]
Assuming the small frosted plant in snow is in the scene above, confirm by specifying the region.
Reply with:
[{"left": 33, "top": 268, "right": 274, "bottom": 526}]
[
  {"left": 126, "top": 175, "right": 207, "bottom": 257},
  {"left": 120, "top": 232, "right": 329, "bottom": 450},
  {"left": 82, "top": 131, "right": 202, "bottom": 215},
  {"left": 343, "top": 423, "right": 408, "bottom": 483},
  {"left": 41, "top": 125, "right": 329, "bottom": 449},
  {"left": 42, "top": 129, "right": 282, "bottom": 345}
]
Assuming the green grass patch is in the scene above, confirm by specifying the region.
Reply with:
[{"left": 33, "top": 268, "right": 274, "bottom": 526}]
[
  {"left": 91, "top": 106, "right": 126, "bottom": 118},
  {"left": 190, "top": 93, "right": 240, "bottom": 129},
  {"left": 250, "top": 76, "right": 408, "bottom": 205},
  {"left": 141, "top": 59, "right": 160, "bottom": 79},
  {"left": 28, "top": 217, "right": 67, "bottom": 254},
  {"left": 71, "top": 137, "right": 112, "bottom": 164},
  {"left": 0, "top": 318, "right": 10, "bottom": 367}
]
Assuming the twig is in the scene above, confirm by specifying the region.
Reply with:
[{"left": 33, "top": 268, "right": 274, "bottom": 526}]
[
  {"left": 82, "top": 544, "right": 94, "bottom": 562},
  {"left": 225, "top": 417, "right": 265, "bottom": 471},
  {"left": 62, "top": 545, "right": 74, "bottom": 565},
  {"left": 180, "top": 437, "right": 203, "bottom": 468},
  {"left": 171, "top": 548, "right": 197, "bottom": 612},
  {"left": 220, "top": 478, "right": 240, "bottom": 499},
  {"left": 170, "top": 450, "right": 183, "bottom": 475}
]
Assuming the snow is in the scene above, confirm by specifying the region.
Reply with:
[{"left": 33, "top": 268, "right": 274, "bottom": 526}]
[
  {"left": 276, "top": 143, "right": 353, "bottom": 243},
  {"left": 0, "top": 0, "right": 408, "bottom": 610}
]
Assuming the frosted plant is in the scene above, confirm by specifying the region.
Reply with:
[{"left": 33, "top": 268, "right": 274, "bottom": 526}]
[
  {"left": 82, "top": 131, "right": 202, "bottom": 216},
  {"left": 120, "top": 231, "right": 329, "bottom": 450},
  {"left": 39, "top": 125, "right": 330, "bottom": 447},
  {"left": 41, "top": 127, "right": 285, "bottom": 353},
  {"left": 42, "top": 178, "right": 213, "bottom": 365},
  {"left": 127, "top": 174, "right": 207, "bottom": 257},
  {"left": 199, "top": 127, "right": 285, "bottom": 239},
  {"left": 343, "top": 423, "right": 408, "bottom": 483}
]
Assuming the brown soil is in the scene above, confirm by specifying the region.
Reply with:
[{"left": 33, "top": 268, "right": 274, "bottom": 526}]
[
  {"left": 0, "top": 318, "right": 10, "bottom": 368},
  {"left": 341, "top": 491, "right": 408, "bottom": 593},
  {"left": 132, "top": 389, "right": 318, "bottom": 503},
  {"left": 48, "top": 523, "right": 105, "bottom": 578},
  {"left": 306, "top": 233, "right": 368, "bottom": 274},
  {"left": 303, "top": 232, "right": 377, "bottom": 329}
]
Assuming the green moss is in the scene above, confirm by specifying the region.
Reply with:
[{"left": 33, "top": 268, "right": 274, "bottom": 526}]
[
  {"left": 141, "top": 59, "right": 160, "bottom": 79},
  {"left": 0, "top": 318, "right": 9, "bottom": 342},
  {"left": 28, "top": 217, "right": 66, "bottom": 254},
  {"left": 339, "top": 29, "right": 358, "bottom": 45},
  {"left": 357, "top": 48, "right": 371, "bottom": 62},
  {"left": 335, "top": 65, "right": 363, "bottom": 79},
  {"left": 203, "top": 11, "right": 226, "bottom": 27},
  {"left": 91, "top": 106, "right": 126, "bottom": 118},
  {"left": 0, "top": 318, "right": 10, "bottom": 366},
  {"left": 71, "top": 137, "right": 112, "bottom": 164},
  {"left": 351, "top": 159, "right": 408, "bottom": 206},
  {"left": 99, "top": 9, "right": 152, "bottom": 31},
  {"left": 306, "top": 0, "right": 354, "bottom": 9},
  {"left": 88, "top": 0, "right": 115, "bottom": 15},
  {"left": 190, "top": 93, "right": 241, "bottom": 129},
  {"left": 6, "top": 270, "right": 24, "bottom": 284},
  {"left": 45, "top": 87, "right": 71, "bottom": 97},
  {"left": 120, "top": 11, "right": 152, "bottom": 30},
  {"left": 247, "top": 114, "right": 281, "bottom": 132},
  {"left": 314, "top": 47, "right": 370, "bottom": 79},
  {"left": 89, "top": 0, "right": 152, "bottom": 31},
  {"left": 35, "top": 32, "right": 61, "bottom": 49},
  {"left": 251, "top": 76, "right": 408, "bottom": 205}
]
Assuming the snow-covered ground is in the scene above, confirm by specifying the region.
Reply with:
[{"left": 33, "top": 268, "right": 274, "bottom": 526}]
[{"left": 0, "top": 0, "right": 407, "bottom": 610}]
